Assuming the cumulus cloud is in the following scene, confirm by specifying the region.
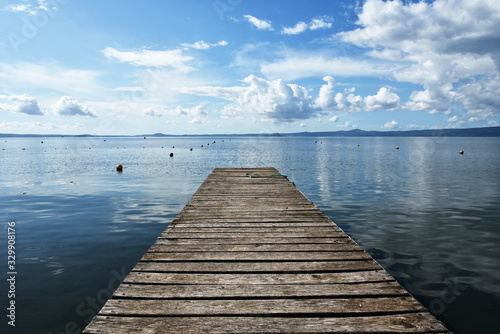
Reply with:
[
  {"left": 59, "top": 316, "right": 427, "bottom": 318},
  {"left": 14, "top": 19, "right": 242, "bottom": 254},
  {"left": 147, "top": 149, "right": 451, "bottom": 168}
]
[
  {"left": 383, "top": 120, "right": 399, "bottom": 129},
  {"left": 175, "top": 105, "right": 208, "bottom": 124},
  {"left": 0, "top": 94, "right": 44, "bottom": 115},
  {"left": 315, "top": 76, "right": 399, "bottom": 113},
  {"left": 181, "top": 40, "right": 228, "bottom": 50},
  {"left": 102, "top": 47, "right": 194, "bottom": 72},
  {"left": 143, "top": 108, "right": 162, "bottom": 119},
  {"left": 364, "top": 87, "right": 400, "bottom": 111},
  {"left": 180, "top": 75, "right": 316, "bottom": 122},
  {"left": 53, "top": 96, "right": 96, "bottom": 117},
  {"left": 338, "top": 0, "right": 500, "bottom": 121},
  {"left": 281, "top": 16, "right": 333, "bottom": 35},
  {"left": 243, "top": 15, "right": 273, "bottom": 31}
]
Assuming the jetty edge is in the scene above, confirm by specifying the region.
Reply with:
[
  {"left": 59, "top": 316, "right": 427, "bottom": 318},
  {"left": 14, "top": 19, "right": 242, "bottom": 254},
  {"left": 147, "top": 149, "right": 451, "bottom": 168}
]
[{"left": 83, "top": 167, "right": 450, "bottom": 333}]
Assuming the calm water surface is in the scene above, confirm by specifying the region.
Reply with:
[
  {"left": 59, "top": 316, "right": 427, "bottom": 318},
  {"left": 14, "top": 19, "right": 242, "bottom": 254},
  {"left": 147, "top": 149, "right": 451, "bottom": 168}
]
[{"left": 0, "top": 136, "right": 499, "bottom": 333}]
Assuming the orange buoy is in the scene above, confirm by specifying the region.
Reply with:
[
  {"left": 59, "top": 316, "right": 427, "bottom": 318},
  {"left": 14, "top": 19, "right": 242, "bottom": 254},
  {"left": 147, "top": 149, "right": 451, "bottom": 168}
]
[
  {"left": 116, "top": 164, "right": 123, "bottom": 171},
  {"left": 169, "top": 152, "right": 174, "bottom": 157},
  {"left": 459, "top": 150, "right": 464, "bottom": 155},
  {"left": 357, "top": 144, "right": 360, "bottom": 147},
  {"left": 396, "top": 146, "right": 399, "bottom": 149}
]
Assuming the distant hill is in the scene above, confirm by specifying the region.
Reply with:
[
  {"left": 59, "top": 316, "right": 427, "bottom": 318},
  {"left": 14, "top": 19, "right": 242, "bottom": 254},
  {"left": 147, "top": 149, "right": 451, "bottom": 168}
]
[
  {"left": 1, "top": 126, "right": 500, "bottom": 138},
  {"left": 287, "top": 126, "right": 500, "bottom": 137}
]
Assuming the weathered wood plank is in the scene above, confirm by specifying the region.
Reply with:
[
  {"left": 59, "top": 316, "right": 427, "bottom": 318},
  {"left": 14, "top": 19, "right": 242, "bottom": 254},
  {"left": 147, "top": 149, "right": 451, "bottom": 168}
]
[
  {"left": 155, "top": 237, "right": 350, "bottom": 245},
  {"left": 159, "top": 232, "right": 346, "bottom": 238},
  {"left": 96, "top": 297, "right": 427, "bottom": 316},
  {"left": 148, "top": 243, "right": 361, "bottom": 253},
  {"left": 141, "top": 251, "right": 371, "bottom": 261},
  {"left": 83, "top": 167, "right": 450, "bottom": 334},
  {"left": 113, "top": 281, "right": 407, "bottom": 299},
  {"left": 124, "top": 270, "right": 394, "bottom": 285},
  {"left": 131, "top": 260, "right": 382, "bottom": 273},
  {"left": 84, "top": 313, "right": 449, "bottom": 333}
]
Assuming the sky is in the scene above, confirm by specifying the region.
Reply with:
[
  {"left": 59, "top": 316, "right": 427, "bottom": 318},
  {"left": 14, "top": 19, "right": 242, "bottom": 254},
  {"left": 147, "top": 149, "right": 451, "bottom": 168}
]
[{"left": 0, "top": 0, "right": 499, "bottom": 135}]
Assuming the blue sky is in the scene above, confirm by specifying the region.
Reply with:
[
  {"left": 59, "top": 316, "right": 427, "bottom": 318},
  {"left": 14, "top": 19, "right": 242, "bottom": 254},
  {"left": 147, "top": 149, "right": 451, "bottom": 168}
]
[{"left": 1, "top": 0, "right": 499, "bottom": 135}]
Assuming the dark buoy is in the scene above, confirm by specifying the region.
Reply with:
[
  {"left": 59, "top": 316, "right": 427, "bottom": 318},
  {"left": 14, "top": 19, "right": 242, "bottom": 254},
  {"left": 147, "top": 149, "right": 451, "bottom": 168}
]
[
  {"left": 144, "top": 136, "right": 146, "bottom": 139},
  {"left": 116, "top": 164, "right": 123, "bottom": 171},
  {"left": 41, "top": 141, "right": 43, "bottom": 143},
  {"left": 169, "top": 152, "right": 174, "bottom": 157},
  {"left": 172, "top": 146, "right": 175, "bottom": 148},
  {"left": 396, "top": 146, "right": 400, "bottom": 150},
  {"left": 460, "top": 150, "right": 464, "bottom": 155},
  {"left": 201, "top": 145, "right": 204, "bottom": 147},
  {"left": 357, "top": 144, "right": 360, "bottom": 147},
  {"left": 190, "top": 148, "right": 193, "bottom": 151}
]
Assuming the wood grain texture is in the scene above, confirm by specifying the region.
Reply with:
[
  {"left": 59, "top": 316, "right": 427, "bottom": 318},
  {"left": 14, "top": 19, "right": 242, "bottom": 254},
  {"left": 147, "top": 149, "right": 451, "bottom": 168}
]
[{"left": 83, "top": 167, "right": 450, "bottom": 333}]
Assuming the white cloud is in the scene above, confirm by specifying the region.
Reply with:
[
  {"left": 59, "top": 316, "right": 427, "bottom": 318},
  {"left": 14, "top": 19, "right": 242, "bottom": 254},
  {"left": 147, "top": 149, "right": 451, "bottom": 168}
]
[
  {"left": 181, "top": 40, "right": 228, "bottom": 50},
  {"left": 243, "top": 15, "right": 273, "bottom": 31},
  {"left": 329, "top": 116, "right": 339, "bottom": 122},
  {"left": 309, "top": 17, "right": 333, "bottom": 30},
  {"left": 337, "top": 121, "right": 358, "bottom": 128},
  {"left": 0, "top": 94, "right": 44, "bottom": 115},
  {"left": 180, "top": 75, "right": 316, "bottom": 122},
  {"left": 174, "top": 105, "right": 208, "bottom": 124},
  {"left": 315, "top": 76, "right": 399, "bottom": 113},
  {"left": 142, "top": 108, "right": 162, "bottom": 119},
  {"left": 282, "top": 17, "right": 333, "bottom": 34},
  {"left": 102, "top": 47, "right": 194, "bottom": 72},
  {"left": 338, "top": 0, "right": 500, "bottom": 121},
  {"left": 364, "top": 87, "right": 400, "bottom": 111},
  {"left": 261, "top": 55, "right": 396, "bottom": 81},
  {"left": 0, "top": 121, "right": 84, "bottom": 131},
  {"left": 281, "top": 22, "right": 308, "bottom": 35},
  {"left": 0, "top": 62, "right": 102, "bottom": 95},
  {"left": 52, "top": 96, "right": 96, "bottom": 117},
  {"left": 383, "top": 120, "right": 399, "bottom": 129}
]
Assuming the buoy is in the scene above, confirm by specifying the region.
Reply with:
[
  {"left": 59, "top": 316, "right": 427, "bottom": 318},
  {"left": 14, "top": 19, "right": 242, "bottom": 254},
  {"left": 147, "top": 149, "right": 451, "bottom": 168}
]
[
  {"left": 172, "top": 146, "right": 175, "bottom": 148},
  {"left": 460, "top": 150, "right": 464, "bottom": 155},
  {"left": 357, "top": 144, "right": 360, "bottom": 147},
  {"left": 190, "top": 148, "right": 193, "bottom": 151},
  {"left": 41, "top": 141, "right": 43, "bottom": 143},
  {"left": 144, "top": 136, "right": 146, "bottom": 139},
  {"left": 116, "top": 164, "right": 123, "bottom": 171},
  {"left": 396, "top": 146, "right": 399, "bottom": 149},
  {"left": 315, "top": 141, "right": 317, "bottom": 143},
  {"left": 169, "top": 152, "right": 174, "bottom": 157},
  {"left": 201, "top": 145, "right": 204, "bottom": 147}
]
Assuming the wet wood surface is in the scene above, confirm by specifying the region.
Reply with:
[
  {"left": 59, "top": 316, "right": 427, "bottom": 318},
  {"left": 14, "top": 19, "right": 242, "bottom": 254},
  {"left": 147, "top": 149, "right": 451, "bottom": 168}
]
[{"left": 83, "top": 167, "right": 450, "bottom": 333}]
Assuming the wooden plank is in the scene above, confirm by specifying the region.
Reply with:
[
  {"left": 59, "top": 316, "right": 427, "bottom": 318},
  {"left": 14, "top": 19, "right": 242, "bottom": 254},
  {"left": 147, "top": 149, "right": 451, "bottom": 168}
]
[
  {"left": 113, "top": 281, "right": 407, "bottom": 299},
  {"left": 83, "top": 167, "right": 450, "bottom": 334},
  {"left": 84, "top": 313, "right": 449, "bottom": 333},
  {"left": 98, "top": 297, "right": 427, "bottom": 316},
  {"left": 123, "top": 270, "right": 394, "bottom": 285},
  {"left": 148, "top": 243, "right": 361, "bottom": 252},
  {"left": 131, "top": 260, "right": 382, "bottom": 273},
  {"left": 154, "top": 237, "right": 350, "bottom": 245},
  {"left": 140, "top": 251, "right": 371, "bottom": 261}
]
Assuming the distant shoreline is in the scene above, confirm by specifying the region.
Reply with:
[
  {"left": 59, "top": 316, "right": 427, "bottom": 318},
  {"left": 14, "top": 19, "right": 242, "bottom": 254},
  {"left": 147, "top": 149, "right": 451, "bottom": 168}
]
[{"left": 1, "top": 126, "right": 500, "bottom": 138}]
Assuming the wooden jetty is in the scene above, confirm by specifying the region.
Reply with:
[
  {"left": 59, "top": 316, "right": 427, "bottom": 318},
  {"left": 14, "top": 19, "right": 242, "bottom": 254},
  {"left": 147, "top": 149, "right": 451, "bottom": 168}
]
[{"left": 83, "top": 167, "right": 450, "bottom": 333}]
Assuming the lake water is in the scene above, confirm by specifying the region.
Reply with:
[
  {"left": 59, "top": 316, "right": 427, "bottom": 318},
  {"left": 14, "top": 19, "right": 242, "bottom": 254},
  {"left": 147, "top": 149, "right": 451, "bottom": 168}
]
[{"left": 1, "top": 136, "right": 499, "bottom": 334}]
